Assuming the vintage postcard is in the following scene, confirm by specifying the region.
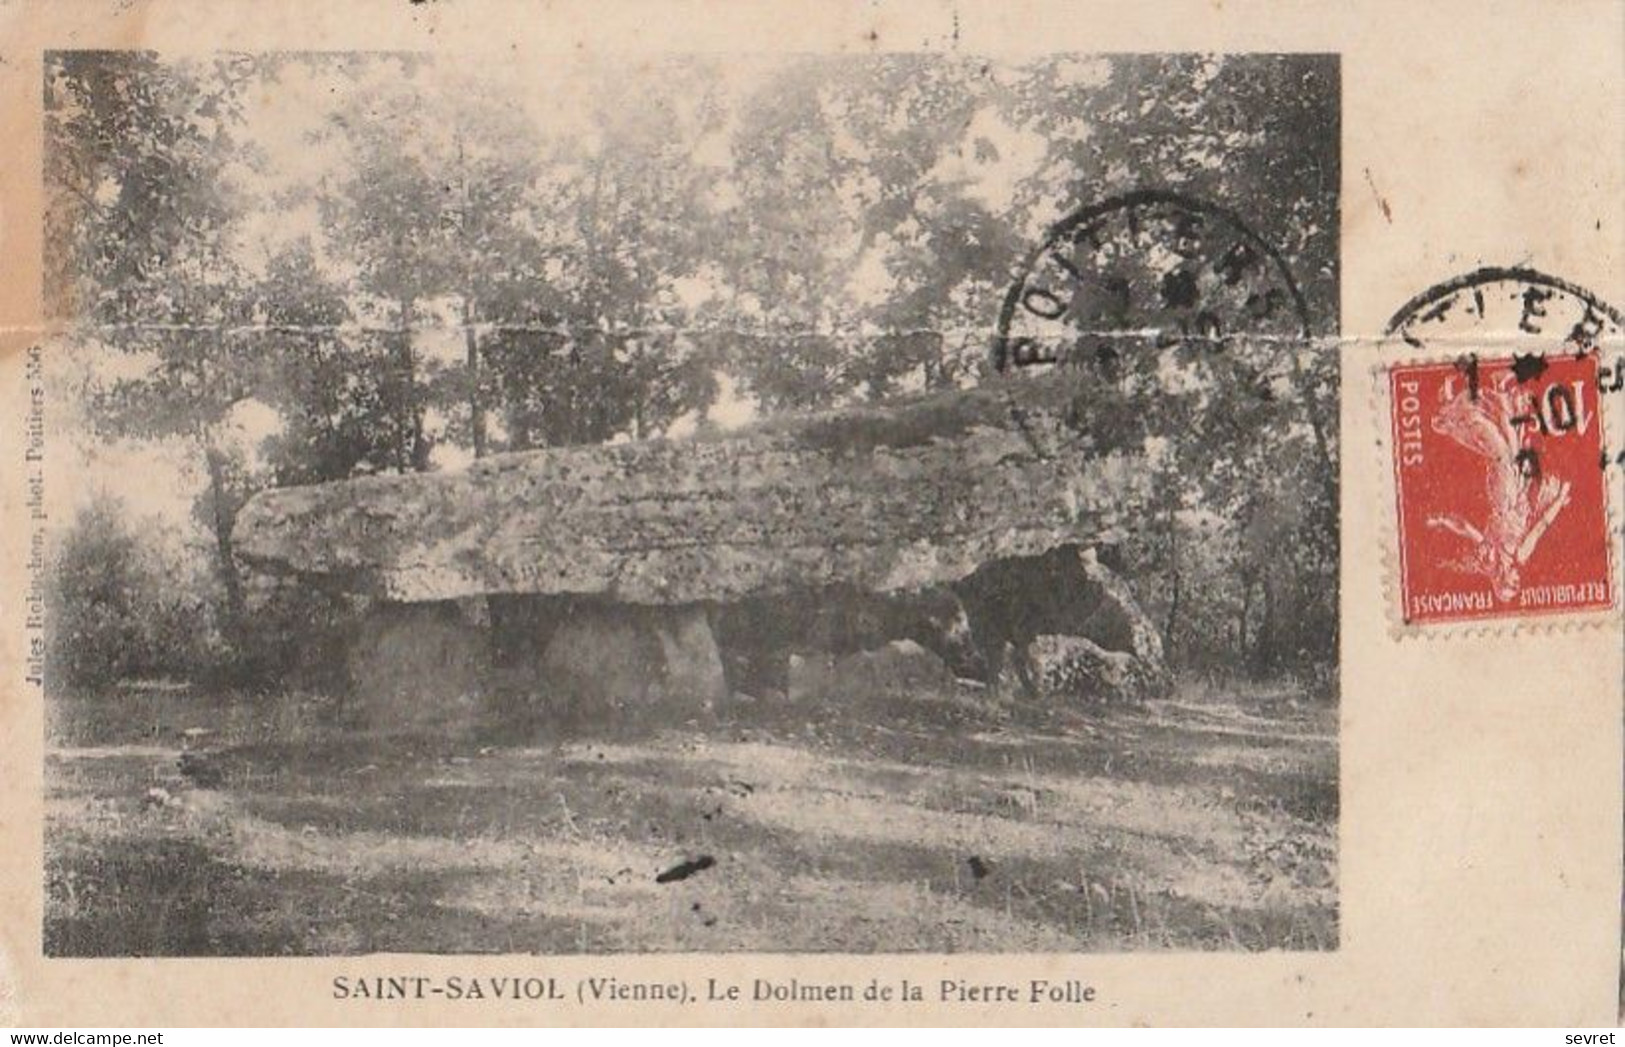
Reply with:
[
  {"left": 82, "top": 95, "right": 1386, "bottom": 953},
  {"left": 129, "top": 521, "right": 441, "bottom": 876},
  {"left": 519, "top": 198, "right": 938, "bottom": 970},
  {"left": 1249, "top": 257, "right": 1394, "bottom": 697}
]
[{"left": 0, "top": 0, "right": 1619, "bottom": 1028}]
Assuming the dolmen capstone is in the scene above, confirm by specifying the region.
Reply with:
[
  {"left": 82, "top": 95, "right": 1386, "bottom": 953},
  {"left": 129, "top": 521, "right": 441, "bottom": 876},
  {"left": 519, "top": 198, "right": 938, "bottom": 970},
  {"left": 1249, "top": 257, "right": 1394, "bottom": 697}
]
[{"left": 232, "top": 378, "right": 1169, "bottom": 728}]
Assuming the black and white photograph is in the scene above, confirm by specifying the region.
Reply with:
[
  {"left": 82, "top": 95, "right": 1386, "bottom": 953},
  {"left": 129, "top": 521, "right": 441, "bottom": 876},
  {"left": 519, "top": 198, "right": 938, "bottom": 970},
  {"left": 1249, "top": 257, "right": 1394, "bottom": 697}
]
[{"left": 40, "top": 49, "right": 1340, "bottom": 957}]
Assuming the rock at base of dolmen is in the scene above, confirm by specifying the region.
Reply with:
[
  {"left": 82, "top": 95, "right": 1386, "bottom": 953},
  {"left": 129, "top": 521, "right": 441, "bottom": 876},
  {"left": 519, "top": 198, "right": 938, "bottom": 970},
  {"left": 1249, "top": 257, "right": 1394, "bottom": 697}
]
[
  {"left": 1027, "top": 633, "right": 1154, "bottom": 705},
  {"left": 951, "top": 545, "right": 1169, "bottom": 703},
  {"left": 787, "top": 640, "right": 956, "bottom": 703},
  {"left": 344, "top": 601, "right": 488, "bottom": 729},
  {"left": 649, "top": 605, "right": 729, "bottom": 711},
  {"left": 535, "top": 607, "right": 661, "bottom": 724},
  {"left": 498, "top": 600, "right": 726, "bottom": 729},
  {"left": 1076, "top": 549, "right": 1169, "bottom": 694}
]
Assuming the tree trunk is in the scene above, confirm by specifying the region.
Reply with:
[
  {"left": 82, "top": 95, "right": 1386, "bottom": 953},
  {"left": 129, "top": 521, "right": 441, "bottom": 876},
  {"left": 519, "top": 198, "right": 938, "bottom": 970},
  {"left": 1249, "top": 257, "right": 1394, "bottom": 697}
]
[
  {"left": 1237, "top": 568, "right": 1254, "bottom": 657},
  {"left": 1287, "top": 353, "right": 1339, "bottom": 524},
  {"left": 1252, "top": 572, "right": 1278, "bottom": 676},
  {"left": 201, "top": 437, "right": 246, "bottom": 640},
  {"left": 1161, "top": 482, "right": 1180, "bottom": 662},
  {"left": 463, "top": 295, "right": 486, "bottom": 457},
  {"left": 509, "top": 414, "right": 532, "bottom": 453},
  {"left": 395, "top": 294, "right": 428, "bottom": 472}
]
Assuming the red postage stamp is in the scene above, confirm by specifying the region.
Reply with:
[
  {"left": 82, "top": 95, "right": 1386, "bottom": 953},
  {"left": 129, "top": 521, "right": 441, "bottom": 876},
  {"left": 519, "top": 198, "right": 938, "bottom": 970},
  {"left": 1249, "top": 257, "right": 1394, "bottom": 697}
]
[{"left": 1389, "top": 352, "right": 1613, "bottom": 625}]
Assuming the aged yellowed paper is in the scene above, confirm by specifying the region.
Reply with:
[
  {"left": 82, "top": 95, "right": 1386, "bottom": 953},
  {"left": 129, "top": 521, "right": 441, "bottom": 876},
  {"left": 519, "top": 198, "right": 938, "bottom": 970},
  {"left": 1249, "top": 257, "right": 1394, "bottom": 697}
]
[{"left": 0, "top": 0, "right": 1620, "bottom": 1027}]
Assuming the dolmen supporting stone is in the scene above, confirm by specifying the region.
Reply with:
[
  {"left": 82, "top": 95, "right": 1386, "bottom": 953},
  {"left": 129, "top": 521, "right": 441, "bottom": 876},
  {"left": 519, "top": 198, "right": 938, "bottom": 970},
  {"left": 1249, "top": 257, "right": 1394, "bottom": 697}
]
[{"left": 232, "top": 378, "right": 1168, "bottom": 726}]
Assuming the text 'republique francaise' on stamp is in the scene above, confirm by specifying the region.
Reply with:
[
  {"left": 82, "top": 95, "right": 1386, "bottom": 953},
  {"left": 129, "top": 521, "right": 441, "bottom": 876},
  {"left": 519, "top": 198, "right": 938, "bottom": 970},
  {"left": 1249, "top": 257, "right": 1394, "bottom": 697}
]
[{"left": 1383, "top": 267, "right": 1623, "bottom": 630}]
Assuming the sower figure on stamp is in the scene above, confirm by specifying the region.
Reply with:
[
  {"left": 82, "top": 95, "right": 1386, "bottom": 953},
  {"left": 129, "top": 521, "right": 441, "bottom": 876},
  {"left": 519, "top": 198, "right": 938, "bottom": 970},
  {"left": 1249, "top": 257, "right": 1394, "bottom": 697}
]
[{"left": 1425, "top": 376, "right": 1571, "bottom": 602}]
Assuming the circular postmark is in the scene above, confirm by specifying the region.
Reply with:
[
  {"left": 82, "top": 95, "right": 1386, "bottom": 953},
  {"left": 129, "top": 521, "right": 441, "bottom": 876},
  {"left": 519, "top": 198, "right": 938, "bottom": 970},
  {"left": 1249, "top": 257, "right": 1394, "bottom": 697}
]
[
  {"left": 1387, "top": 265, "right": 1624, "bottom": 348},
  {"left": 988, "top": 190, "right": 1329, "bottom": 475},
  {"left": 992, "top": 188, "right": 1315, "bottom": 375}
]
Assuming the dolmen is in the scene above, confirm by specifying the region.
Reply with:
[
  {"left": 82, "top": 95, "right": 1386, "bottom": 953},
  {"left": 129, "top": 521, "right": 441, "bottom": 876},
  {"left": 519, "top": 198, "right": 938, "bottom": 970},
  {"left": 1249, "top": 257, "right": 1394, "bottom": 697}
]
[{"left": 232, "top": 378, "right": 1169, "bottom": 729}]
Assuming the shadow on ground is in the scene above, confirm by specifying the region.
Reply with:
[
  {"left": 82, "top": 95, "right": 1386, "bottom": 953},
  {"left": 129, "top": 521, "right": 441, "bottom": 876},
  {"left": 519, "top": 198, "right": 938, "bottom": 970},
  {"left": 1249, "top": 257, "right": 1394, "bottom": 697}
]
[{"left": 46, "top": 680, "right": 1336, "bottom": 955}]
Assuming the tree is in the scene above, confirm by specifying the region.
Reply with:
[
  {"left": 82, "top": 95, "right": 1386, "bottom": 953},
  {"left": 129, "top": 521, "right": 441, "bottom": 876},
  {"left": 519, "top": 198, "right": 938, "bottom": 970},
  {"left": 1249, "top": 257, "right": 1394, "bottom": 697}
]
[
  {"left": 718, "top": 57, "right": 1014, "bottom": 409},
  {"left": 312, "top": 59, "right": 573, "bottom": 462},
  {"left": 47, "top": 495, "right": 216, "bottom": 690},
  {"left": 251, "top": 240, "right": 406, "bottom": 484},
  {"left": 481, "top": 59, "right": 725, "bottom": 449},
  {"left": 310, "top": 58, "right": 449, "bottom": 471},
  {"left": 45, "top": 51, "right": 263, "bottom": 637},
  {"left": 829, "top": 57, "right": 1023, "bottom": 396}
]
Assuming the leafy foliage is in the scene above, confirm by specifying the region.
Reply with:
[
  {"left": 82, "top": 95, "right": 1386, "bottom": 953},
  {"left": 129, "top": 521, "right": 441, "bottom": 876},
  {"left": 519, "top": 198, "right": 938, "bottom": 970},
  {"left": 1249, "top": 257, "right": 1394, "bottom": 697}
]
[{"left": 46, "top": 496, "right": 221, "bottom": 691}]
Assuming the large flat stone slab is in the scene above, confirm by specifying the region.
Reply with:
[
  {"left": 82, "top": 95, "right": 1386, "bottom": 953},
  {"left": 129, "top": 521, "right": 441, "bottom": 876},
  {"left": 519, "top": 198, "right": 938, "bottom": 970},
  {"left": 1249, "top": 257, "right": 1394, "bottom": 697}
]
[{"left": 233, "top": 379, "right": 1148, "bottom": 604}]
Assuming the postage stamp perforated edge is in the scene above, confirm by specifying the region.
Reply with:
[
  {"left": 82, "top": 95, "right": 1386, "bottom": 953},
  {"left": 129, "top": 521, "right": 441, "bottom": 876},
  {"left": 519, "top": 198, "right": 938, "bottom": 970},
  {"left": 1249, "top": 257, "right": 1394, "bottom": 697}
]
[{"left": 1368, "top": 335, "right": 1624, "bottom": 639}]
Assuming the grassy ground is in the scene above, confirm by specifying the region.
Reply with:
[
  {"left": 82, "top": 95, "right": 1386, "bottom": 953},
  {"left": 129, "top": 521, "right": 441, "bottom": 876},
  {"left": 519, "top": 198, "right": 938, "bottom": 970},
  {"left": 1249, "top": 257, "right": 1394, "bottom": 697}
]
[{"left": 44, "top": 680, "right": 1336, "bottom": 955}]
